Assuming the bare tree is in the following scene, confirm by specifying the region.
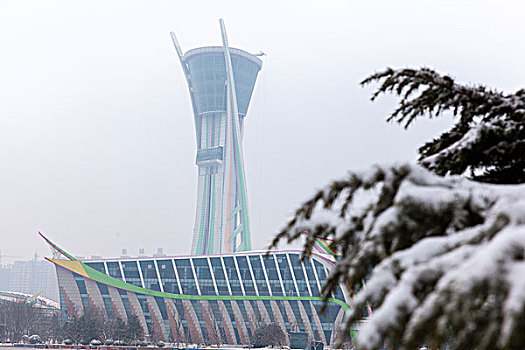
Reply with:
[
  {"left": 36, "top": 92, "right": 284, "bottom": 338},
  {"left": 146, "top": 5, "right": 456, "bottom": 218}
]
[
  {"left": 111, "top": 317, "right": 127, "bottom": 342},
  {"left": 0, "top": 300, "right": 43, "bottom": 342},
  {"left": 247, "top": 305, "right": 263, "bottom": 330},
  {"left": 40, "top": 311, "right": 63, "bottom": 343},
  {"left": 61, "top": 307, "right": 108, "bottom": 344},
  {"left": 206, "top": 308, "right": 223, "bottom": 347},
  {"left": 126, "top": 314, "right": 143, "bottom": 344},
  {"left": 172, "top": 313, "right": 187, "bottom": 347}
]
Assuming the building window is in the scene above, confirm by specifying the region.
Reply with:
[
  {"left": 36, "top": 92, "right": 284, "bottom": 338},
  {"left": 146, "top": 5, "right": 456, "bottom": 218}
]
[
  {"left": 192, "top": 258, "right": 215, "bottom": 295},
  {"left": 139, "top": 261, "right": 161, "bottom": 292},
  {"left": 174, "top": 259, "right": 198, "bottom": 295},
  {"left": 261, "top": 255, "right": 283, "bottom": 296},
  {"left": 157, "top": 260, "right": 179, "bottom": 294},
  {"left": 235, "top": 256, "right": 256, "bottom": 296},
  {"left": 222, "top": 257, "right": 243, "bottom": 295},
  {"left": 210, "top": 257, "right": 229, "bottom": 295}
]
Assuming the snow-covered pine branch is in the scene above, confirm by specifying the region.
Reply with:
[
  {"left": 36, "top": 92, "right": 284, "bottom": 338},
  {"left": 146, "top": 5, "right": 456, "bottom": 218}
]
[
  {"left": 361, "top": 68, "right": 525, "bottom": 184},
  {"left": 271, "top": 163, "right": 525, "bottom": 350}
]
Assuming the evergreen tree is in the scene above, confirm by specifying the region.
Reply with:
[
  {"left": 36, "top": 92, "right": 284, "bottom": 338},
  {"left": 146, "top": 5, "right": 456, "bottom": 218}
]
[
  {"left": 272, "top": 68, "right": 525, "bottom": 350},
  {"left": 362, "top": 68, "right": 525, "bottom": 184},
  {"left": 251, "top": 323, "right": 286, "bottom": 348}
]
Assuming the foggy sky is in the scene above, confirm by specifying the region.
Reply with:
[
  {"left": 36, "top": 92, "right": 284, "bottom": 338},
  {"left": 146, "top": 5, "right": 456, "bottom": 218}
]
[{"left": 1, "top": 0, "right": 524, "bottom": 262}]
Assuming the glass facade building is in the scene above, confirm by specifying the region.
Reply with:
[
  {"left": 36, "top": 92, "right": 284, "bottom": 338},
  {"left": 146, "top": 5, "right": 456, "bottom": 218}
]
[
  {"left": 44, "top": 234, "right": 350, "bottom": 346},
  {"left": 171, "top": 20, "right": 262, "bottom": 255}
]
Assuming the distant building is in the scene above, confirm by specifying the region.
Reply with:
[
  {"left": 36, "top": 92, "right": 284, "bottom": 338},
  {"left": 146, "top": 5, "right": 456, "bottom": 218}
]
[
  {"left": 8, "top": 258, "right": 58, "bottom": 301},
  {"left": 0, "top": 290, "right": 59, "bottom": 310},
  {"left": 0, "top": 266, "right": 11, "bottom": 291}
]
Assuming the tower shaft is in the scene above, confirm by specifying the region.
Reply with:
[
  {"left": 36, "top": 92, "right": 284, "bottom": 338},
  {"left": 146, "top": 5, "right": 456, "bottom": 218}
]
[{"left": 171, "top": 20, "right": 262, "bottom": 255}]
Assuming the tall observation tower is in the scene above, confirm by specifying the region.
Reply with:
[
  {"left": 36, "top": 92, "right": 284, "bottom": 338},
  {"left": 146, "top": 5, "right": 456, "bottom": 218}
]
[{"left": 171, "top": 20, "right": 262, "bottom": 255}]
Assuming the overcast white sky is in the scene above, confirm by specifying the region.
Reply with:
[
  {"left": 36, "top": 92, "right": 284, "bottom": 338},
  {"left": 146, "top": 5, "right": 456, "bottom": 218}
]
[{"left": 1, "top": 0, "right": 524, "bottom": 262}]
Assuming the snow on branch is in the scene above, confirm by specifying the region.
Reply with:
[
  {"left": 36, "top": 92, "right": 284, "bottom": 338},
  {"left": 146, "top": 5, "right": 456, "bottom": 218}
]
[
  {"left": 271, "top": 163, "right": 525, "bottom": 349},
  {"left": 361, "top": 68, "right": 525, "bottom": 184}
]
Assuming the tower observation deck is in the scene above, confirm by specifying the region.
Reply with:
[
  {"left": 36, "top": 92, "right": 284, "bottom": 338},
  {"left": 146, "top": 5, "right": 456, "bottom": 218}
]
[{"left": 171, "top": 20, "right": 262, "bottom": 255}]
